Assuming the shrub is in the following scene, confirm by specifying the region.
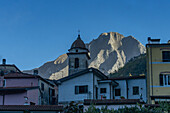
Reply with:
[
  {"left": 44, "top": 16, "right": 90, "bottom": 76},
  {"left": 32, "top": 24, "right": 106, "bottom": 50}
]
[
  {"left": 64, "top": 101, "right": 82, "bottom": 113},
  {"left": 84, "top": 102, "right": 170, "bottom": 113},
  {"left": 64, "top": 101, "right": 170, "bottom": 113}
]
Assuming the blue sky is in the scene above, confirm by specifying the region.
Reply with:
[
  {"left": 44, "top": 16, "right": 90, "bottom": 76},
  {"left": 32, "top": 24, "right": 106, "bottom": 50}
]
[{"left": 0, "top": 0, "right": 170, "bottom": 70}]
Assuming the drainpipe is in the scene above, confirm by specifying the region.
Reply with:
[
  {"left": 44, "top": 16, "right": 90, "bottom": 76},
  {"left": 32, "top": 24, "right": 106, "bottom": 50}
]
[
  {"left": 150, "top": 47, "right": 153, "bottom": 98},
  {"left": 126, "top": 80, "right": 128, "bottom": 99}
]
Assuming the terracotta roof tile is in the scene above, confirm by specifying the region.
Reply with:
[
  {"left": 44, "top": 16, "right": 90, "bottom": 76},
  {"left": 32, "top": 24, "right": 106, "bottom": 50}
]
[
  {"left": 4, "top": 72, "right": 55, "bottom": 87},
  {"left": 84, "top": 99, "right": 144, "bottom": 105},
  {"left": 0, "top": 64, "right": 22, "bottom": 73},
  {"left": 109, "top": 76, "right": 145, "bottom": 80},
  {"left": 0, "top": 105, "right": 64, "bottom": 111},
  {"left": 0, "top": 86, "right": 39, "bottom": 90},
  {"left": 4, "top": 72, "right": 39, "bottom": 78}
]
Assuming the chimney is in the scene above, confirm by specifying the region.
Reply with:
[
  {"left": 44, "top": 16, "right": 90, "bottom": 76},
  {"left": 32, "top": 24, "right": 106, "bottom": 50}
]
[
  {"left": 148, "top": 37, "right": 151, "bottom": 44},
  {"left": 148, "top": 37, "right": 160, "bottom": 44},
  {"left": 33, "top": 70, "right": 38, "bottom": 75},
  {"left": 2, "top": 59, "right": 6, "bottom": 65}
]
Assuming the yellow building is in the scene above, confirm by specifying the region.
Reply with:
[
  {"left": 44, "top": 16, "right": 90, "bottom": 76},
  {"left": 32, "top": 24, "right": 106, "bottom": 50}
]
[{"left": 146, "top": 38, "right": 170, "bottom": 104}]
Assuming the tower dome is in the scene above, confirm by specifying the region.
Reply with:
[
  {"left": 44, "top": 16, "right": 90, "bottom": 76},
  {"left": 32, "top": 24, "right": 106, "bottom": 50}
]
[{"left": 70, "top": 34, "right": 86, "bottom": 49}]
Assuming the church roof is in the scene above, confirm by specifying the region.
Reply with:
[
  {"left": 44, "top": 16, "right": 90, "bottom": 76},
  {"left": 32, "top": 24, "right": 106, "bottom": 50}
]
[
  {"left": 55, "top": 68, "right": 108, "bottom": 84},
  {"left": 70, "top": 34, "right": 86, "bottom": 49}
]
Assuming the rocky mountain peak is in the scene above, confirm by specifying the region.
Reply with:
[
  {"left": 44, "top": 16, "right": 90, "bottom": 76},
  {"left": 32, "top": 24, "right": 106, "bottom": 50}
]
[{"left": 23, "top": 32, "right": 146, "bottom": 80}]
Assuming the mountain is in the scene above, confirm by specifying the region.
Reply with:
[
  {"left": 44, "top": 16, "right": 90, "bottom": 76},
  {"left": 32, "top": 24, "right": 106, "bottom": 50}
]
[
  {"left": 23, "top": 32, "right": 146, "bottom": 80},
  {"left": 109, "top": 54, "right": 146, "bottom": 78}
]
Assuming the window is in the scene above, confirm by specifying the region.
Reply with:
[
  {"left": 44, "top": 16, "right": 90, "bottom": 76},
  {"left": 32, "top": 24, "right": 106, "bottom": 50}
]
[
  {"left": 3, "top": 79, "right": 6, "bottom": 87},
  {"left": 31, "top": 82, "right": 33, "bottom": 86},
  {"left": 75, "top": 58, "right": 79, "bottom": 68},
  {"left": 162, "top": 51, "right": 170, "bottom": 62},
  {"left": 160, "top": 74, "right": 170, "bottom": 86},
  {"left": 52, "top": 89, "right": 55, "bottom": 96},
  {"left": 75, "top": 85, "right": 88, "bottom": 94},
  {"left": 41, "top": 83, "right": 44, "bottom": 91},
  {"left": 115, "top": 89, "right": 121, "bottom": 96},
  {"left": 133, "top": 86, "right": 139, "bottom": 95},
  {"left": 100, "top": 88, "right": 106, "bottom": 93}
]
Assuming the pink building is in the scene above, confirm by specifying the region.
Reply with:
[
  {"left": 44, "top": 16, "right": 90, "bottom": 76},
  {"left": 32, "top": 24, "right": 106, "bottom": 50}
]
[{"left": 0, "top": 59, "right": 56, "bottom": 105}]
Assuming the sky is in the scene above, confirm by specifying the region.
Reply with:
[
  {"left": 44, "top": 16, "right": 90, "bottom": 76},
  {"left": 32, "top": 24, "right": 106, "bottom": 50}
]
[{"left": 0, "top": 0, "right": 170, "bottom": 70}]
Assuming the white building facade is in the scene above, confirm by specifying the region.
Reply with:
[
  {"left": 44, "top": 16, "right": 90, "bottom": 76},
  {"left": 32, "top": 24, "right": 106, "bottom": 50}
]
[
  {"left": 56, "top": 34, "right": 147, "bottom": 104},
  {"left": 57, "top": 68, "right": 118, "bottom": 104},
  {"left": 112, "top": 76, "right": 147, "bottom": 102}
]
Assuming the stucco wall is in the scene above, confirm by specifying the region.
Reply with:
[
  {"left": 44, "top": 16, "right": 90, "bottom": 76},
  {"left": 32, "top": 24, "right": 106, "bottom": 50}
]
[
  {"left": 2, "top": 92, "right": 26, "bottom": 105},
  {"left": 128, "top": 79, "right": 147, "bottom": 102},
  {"left": 0, "top": 78, "right": 40, "bottom": 105},
  {"left": 114, "top": 80, "right": 127, "bottom": 99},
  {"left": 114, "top": 79, "right": 146, "bottom": 102},
  {"left": 5, "top": 78, "right": 38, "bottom": 87},
  {"left": 93, "top": 75, "right": 100, "bottom": 99},
  {"left": 147, "top": 46, "right": 170, "bottom": 103},
  {"left": 68, "top": 53, "right": 89, "bottom": 75},
  {"left": 0, "top": 89, "right": 39, "bottom": 105},
  {"left": 58, "top": 72, "right": 94, "bottom": 103},
  {"left": 27, "top": 89, "right": 39, "bottom": 105},
  {"left": 39, "top": 80, "right": 55, "bottom": 105},
  {"left": 98, "top": 83, "right": 111, "bottom": 99},
  {"left": 1, "top": 77, "right": 55, "bottom": 105}
]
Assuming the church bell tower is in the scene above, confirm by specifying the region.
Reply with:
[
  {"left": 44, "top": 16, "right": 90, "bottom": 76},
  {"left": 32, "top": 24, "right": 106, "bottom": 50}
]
[{"left": 67, "top": 34, "right": 90, "bottom": 75}]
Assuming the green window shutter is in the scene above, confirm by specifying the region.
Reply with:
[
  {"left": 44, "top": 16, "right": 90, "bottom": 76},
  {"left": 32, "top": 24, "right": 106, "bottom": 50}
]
[{"left": 75, "top": 86, "right": 79, "bottom": 94}]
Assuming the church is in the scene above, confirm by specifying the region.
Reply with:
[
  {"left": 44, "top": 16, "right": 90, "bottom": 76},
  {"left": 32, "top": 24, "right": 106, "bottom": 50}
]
[{"left": 56, "top": 34, "right": 146, "bottom": 104}]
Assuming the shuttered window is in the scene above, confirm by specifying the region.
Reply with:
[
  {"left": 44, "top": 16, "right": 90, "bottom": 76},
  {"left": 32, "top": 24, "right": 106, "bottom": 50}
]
[
  {"left": 160, "top": 74, "right": 170, "bottom": 86},
  {"left": 115, "top": 89, "right": 121, "bottom": 96},
  {"left": 100, "top": 88, "right": 107, "bottom": 93},
  {"left": 75, "top": 85, "right": 88, "bottom": 94},
  {"left": 133, "top": 86, "right": 139, "bottom": 95},
  {"left": 160, "top": 74, "right": 163, "bottom": 86}
]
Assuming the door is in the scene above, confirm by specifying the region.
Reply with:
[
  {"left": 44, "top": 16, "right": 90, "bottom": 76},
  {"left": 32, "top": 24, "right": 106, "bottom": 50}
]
[{"left": 96, "top": 87, "right": 98, "bottom": 99}]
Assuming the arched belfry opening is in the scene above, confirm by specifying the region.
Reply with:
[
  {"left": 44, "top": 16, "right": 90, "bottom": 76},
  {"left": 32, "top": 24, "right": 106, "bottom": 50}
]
[
  {"left": 67, "top": 34, "right": 90, "bottom": 75},
  {"left": 75, "top": 58, "right": 79, "bottom": 68}
]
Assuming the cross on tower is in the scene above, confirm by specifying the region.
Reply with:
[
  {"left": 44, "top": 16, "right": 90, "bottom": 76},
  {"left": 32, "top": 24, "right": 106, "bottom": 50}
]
[{"left": 78, "top": 30, "right": 80, "bottom": 35}]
